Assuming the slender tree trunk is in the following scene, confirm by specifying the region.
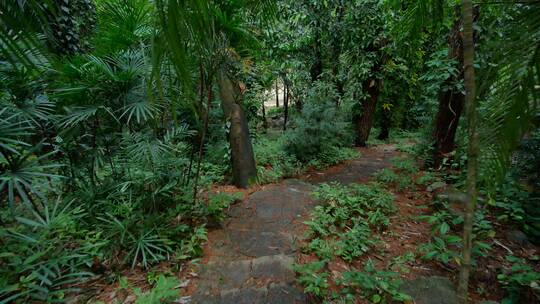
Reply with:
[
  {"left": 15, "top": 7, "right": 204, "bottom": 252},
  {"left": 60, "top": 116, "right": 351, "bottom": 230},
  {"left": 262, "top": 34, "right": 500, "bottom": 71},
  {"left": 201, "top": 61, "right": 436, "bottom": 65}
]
[
  {"left": 193, "top": 81, "right": 212, "bottom": 203},
  {"left": 275, "top": 80, "right": 280, "bottom": 107},
  {"left": 354, "top": 78, "right": 381, "bottom": 146},
  {"left": 332, "top": 2, "right": 345, "bottom": 105},
  {"left": 457, "top": 1, "right": 478, "bottom": 303},
  {"left": 283, "top": 81, "right": 289, "bottom": 131},
  {"left": 218, "top": 72, "right": 258, "bottom": 188},
  {"left": 262, "top": 102, "right": 267, "bottom": 130},
  {"left": 431, "top": 14, "right": 465, "bottom": 167},
  {"left": 310, "top": 29, "right": 323, "bottom": 82}
]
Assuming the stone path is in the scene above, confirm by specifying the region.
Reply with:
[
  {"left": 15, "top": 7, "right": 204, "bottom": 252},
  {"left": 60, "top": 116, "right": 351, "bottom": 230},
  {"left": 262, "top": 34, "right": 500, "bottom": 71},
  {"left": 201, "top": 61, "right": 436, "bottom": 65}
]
[{"left": 190, "top": 145, "right": 401, "bottom": 304}]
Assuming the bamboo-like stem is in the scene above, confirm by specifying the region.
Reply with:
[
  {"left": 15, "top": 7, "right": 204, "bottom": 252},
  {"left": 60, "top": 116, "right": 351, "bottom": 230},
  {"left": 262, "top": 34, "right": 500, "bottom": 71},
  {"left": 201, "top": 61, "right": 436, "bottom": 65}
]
[{"left": 457, "top": 0, "right": 478, "bottom": 303}]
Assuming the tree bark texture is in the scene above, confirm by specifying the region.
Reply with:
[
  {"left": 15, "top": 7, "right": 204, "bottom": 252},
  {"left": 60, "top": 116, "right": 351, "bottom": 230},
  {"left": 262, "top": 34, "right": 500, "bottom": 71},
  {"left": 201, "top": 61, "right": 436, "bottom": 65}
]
[
  {"left": 218, "top": 73, "right": 258, "bottom": 188},
  {"left": 354, "top": 78, "right": 381, "bottom": 146},
  {"left": 432, "top": 7, "right": 479, "bottom": 167},
  {"left": 431, "top": 14, "right": 465, "bottom": 167},
  {"left": 457, "top": 1, "right": 478, "bottom": 303}
]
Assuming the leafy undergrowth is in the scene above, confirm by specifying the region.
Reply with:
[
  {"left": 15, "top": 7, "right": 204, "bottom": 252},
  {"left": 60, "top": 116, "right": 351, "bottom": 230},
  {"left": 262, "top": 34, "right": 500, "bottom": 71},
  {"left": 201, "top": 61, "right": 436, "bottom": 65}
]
[
  {"left": 295, "top": 182, "right": 412, "bottom": 303},
  {"left": 254, "top": 134, "right": 360, "bottom": 184},
  {"left": 296, "top": 149, "right": 540, "bottom": 304},
  {"left": 0, "top": 191, "right": 242, "bottom": 303}
]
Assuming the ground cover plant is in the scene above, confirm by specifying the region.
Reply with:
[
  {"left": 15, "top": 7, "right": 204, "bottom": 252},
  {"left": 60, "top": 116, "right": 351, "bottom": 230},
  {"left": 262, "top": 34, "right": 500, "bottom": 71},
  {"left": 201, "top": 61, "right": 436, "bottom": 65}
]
[{"left": 1, "top": 0, "right": 539, "bottom": 303}]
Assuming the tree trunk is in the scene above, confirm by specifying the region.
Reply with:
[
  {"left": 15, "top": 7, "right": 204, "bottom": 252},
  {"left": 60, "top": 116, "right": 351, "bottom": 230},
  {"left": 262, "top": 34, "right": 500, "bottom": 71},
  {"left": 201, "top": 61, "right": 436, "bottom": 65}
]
[
  {"left": 377, "top": 107, "right": 391, "bottom": 140},
  {"left": 283, "top": 81, "right": 289, "bottom": 131},
  {"left": 431, "top": 14, "right": 465, "bottom": 167},
  {"left": 310, "top": 30, "right": 323, "bottom": 82},
  {"left": 218, "top": 72, "right": 258, "bottom": 188},
  {"left": 354, "top": 78, "right": 380, "bottom": 146},
  {"left": 457, "top": 1, "right": 478, "bottom": 303},
  {"left": 262, "top": 102, "right": 267, "bottom": 130},
  {"left": 275, "top": 80, "right": 280, "bottom": 107},
  {"left": 193, "top": 82, "right": 212, "bottom": 202},
  {"left": 332, "top": 2, "right": 345, "bottom": 105}
]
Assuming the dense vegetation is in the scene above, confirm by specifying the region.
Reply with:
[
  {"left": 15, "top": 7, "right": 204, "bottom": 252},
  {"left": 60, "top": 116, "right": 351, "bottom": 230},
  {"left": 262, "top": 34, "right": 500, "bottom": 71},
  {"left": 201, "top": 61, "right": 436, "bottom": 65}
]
[{"left": 0, "top": 0, "right": 539, "bottom": 303}]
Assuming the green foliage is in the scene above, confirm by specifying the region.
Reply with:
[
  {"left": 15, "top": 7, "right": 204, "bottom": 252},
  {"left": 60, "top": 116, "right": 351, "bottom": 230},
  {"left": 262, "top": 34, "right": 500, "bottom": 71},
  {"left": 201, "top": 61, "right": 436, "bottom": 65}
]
[
  {"left": 338, "top": 260, "right": 411, "bottom": 303},
  {"left": 0, "top": 199, "right": 97, "bottom": 303},
  {"left": 388, "top": 252, "right": 416, "bottom": 274},
  {"left": 297, "top": 183, "right": 398, "bottom": 300},
  {"left": 497, "top": 256, "right": 540, "bottom": 304},
  {"left": 294, "top": 261, "right": 330, "bottom": 298},
  {"left": 416, "top": 171, "right": 439, "bottom": 186},
  {"left": 206, "top": 192, "right": 243, "bottom": 222},
  {"left": 419, "top": 200, "right": 493, "bottom": 266},
  {"left": 254, "top": 135, "right": 303, "bottom": 183},
  {"left": 308, "top": 147, "right": 360, "bottom": 170},
  {"left": 374, "top": 167, "right": 414, "bottom": 193},
  {"left": 489, "top": 176, "right": 538, "bottom": 242},
  {"left": 391, "top": 157, "right": 418, "bottom": 175},
  {"left": 255, "top": 133, "right": 357, "bottom": 184},
  {"left": 117, "top": 275, "right": 181, "bottom": 304},
  {"left": 284, "top": 82, "right": 354, "bottom": 163},
  {"left": 374, "top": 168, "right": 399, "bottom": 184}
]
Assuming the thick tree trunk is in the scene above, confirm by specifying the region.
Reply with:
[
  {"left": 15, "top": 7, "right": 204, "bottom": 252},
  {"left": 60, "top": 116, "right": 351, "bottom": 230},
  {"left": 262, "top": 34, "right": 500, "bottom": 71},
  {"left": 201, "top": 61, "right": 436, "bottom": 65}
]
[
  {"left": 218, "top": 72, "right": 258, "bottom": 188},
  {"left": 354, "top": 78, "right": 380, "bottom": 146},
  {"left": 431, "top": 15, "right": 465, "bottom": 166},
  {"left": 457, "top": 1, "right": 478, "bottom": 303}
]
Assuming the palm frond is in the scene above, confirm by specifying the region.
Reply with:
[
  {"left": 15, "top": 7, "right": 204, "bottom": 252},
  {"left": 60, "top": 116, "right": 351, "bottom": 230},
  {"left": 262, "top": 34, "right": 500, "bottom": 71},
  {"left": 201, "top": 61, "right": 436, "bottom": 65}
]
[
  {"left": 0, "top": 1, "right": 56, "bottom": 71},
  {"left": 0, "top": 144, "right": 63, "bottom": 211},
  {"left": 0, "top": 108, "right": 32, "bottom": 155},
  {"left": 120, "top": 91, "right": 161, "bottom": 124},
  {"left": 478, "top": 3, "right": 540, "bottom": 189},
  {"left": 389, "top": 0, "right": 447, "bottom": 42}
]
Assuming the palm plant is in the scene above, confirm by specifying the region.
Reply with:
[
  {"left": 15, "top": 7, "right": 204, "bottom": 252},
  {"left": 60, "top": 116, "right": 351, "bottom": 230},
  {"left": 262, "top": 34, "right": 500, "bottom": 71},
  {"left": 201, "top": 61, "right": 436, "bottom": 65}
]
[{"left": 152, "top": 0, "right": 275, "bottom": 188}]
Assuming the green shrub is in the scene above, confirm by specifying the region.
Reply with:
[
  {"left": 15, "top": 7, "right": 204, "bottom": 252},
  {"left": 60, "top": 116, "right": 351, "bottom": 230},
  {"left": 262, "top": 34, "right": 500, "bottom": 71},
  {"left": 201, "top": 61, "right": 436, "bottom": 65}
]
[
  {"left": 498, "top": 255, "right": 540, "bottom": 304},
  {"left": 0, "top": 200, "right": 98, "bottom": 302},
  {"left": 253, "top": 135, "right": 303, "bottom": 183},
  {"left": 206, "top": 192, "right": 243, "bottom": 221},
  {"left": 294, "top": 261, "right": 330, "bottom": 298},
  {"left": 284, "top": 82, "right": 354, "bottom": 163},
  {"left": 117, "top": 275, "right": 181, "bottom": 304},
  {"left": 375, "top": 168, "right": 399, "bottom": 184},
  {"left": 338, "top": 260, "right": 411, "bottom": 303},
  {"left": 298, "top": 183, "right": 397, "bottom": 300}
]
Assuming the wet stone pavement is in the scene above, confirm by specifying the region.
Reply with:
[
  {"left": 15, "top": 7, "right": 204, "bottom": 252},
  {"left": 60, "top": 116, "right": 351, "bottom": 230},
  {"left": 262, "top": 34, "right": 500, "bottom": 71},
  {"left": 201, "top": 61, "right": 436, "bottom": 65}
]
[{"left": 190, "top": 145, "right": 399, "bottom": 304}]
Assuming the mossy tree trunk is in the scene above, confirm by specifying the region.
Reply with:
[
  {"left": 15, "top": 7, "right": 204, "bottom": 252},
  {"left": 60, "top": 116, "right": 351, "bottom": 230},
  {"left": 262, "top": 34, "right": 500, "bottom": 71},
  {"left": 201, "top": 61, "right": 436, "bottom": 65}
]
[
  {"left": 218, "top": 72, "right": 257, "bottom": 188},
  {"left": 457, "top": 0, "right": 478, "bottom": 302}
]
